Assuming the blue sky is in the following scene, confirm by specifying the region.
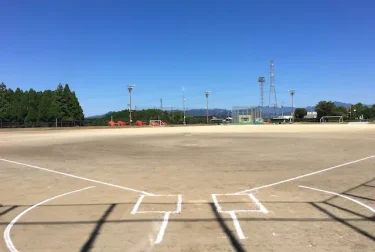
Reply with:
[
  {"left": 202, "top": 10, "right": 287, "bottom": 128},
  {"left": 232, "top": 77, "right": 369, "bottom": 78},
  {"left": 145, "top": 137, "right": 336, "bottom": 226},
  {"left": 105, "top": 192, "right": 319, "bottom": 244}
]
[{"left": 1, "top": 0, "right": 374, "bottom": 116}]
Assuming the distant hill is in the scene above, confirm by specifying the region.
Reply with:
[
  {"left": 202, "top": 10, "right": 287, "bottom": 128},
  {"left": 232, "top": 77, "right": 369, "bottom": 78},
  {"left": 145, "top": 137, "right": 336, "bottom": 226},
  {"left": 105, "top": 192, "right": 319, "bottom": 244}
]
[
  {"left": 85, "top": 101, "right": 367, "bottom": 119},
  {"left": 85, "top": 114, "right": 106, "bottom": 119}
]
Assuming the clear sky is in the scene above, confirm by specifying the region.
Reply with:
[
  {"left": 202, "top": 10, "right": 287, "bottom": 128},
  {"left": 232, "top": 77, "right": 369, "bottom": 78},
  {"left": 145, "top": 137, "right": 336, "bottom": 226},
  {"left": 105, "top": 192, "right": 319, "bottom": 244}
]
[{"left": 1, "top": 0, "right": 374, "bottom": 116}]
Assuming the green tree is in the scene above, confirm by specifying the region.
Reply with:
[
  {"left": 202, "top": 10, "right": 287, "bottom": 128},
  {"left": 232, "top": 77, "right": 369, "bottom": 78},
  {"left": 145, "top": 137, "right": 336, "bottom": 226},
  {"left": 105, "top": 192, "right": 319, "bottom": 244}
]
[
  {"left": 63, "top": 84, "right": 74, "bottom": 120},
  {"left": 370, "top": 105, "right": 375, "bottom": 119},
  {"left": 335, "top": 106, "right": 348, "bottom": 117},
  {"left": 352, "top": 103, "right": 366, "bottom": 119},
  {"left": 315, "top": 101, "right": 336, "bottom": 119},
  {"left": 24, "top": 89, "right": 39, "bottom": 125},
  {"left": 38, "top": 90, "right": 60, "bottom": 122},
  {"left": 294, "top": 108, "right": 307, "bottom": 119},
  {"left": 0, "top": 82, "right": 10, "bottom": 122},
  {"left": 70, "top": 91, "right": 84, "bottom": 121},
  {"left": 55, "top": 84, "right": 65, "bottom": 120},
  {"left": 9, "top": 88, "right": 28, "bottom": 124}
]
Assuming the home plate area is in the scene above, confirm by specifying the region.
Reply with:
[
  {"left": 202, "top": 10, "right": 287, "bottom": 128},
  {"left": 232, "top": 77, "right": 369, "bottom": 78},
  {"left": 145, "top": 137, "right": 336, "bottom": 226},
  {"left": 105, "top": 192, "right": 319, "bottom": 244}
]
[
  {"left": 130, "top": 193, "right": 268, "bottom": 244},
  {"left": 212, "top": 194, "right": 269, "bottom": 240},
  {"left": 131, "top": 195, "right": 182, "bottom": 244}
]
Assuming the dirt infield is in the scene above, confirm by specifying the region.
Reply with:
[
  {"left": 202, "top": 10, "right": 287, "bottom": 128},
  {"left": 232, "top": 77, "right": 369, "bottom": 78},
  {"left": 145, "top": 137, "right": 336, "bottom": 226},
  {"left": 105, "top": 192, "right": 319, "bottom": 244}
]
[{"left": 1, "top": 125, "right": 374, "bottom": 251}]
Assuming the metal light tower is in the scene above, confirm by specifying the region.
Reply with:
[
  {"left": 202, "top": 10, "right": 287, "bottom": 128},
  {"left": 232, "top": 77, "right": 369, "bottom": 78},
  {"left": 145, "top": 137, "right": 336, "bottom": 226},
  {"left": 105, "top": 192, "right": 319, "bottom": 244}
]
[
  {"left": 269, "top": 60, "right": 278, "bottom": 117},
  {"left": 205, "top": 91, "right": 211, "bottom": 124},
  {"left": 127, "top": 84, "right": 135, "bottom": 125},
  {"left": 182, "top": 86, "right": 186, "bottom": 125},
  {"left": 258, "top": 77, "right": 265, "bottom": 119},
  {"left": 289, "top": 90, "right": 295, "bottom": 121}
]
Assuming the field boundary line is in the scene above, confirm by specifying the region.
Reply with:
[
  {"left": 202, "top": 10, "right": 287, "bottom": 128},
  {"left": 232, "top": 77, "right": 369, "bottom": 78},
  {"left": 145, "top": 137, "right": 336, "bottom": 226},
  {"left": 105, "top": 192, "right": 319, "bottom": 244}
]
[
  {"left": 0, "top": 158, "right": 156, "bottom": 196},
  {"left": 3, "top": 186, "right": 95, "bottom": 252},
  {"left": 234, "top": 155, "right": 375, "bottom": 194},
  {"left": 299, "top": 185, "right": 375, "bottom": 213}
]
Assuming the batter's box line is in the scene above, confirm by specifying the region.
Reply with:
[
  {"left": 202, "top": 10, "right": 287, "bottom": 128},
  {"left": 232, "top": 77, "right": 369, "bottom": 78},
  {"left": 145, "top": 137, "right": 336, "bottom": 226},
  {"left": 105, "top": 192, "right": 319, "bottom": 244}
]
[
  {"left": 131, "top": 194, "right": 182, "bottom": 244},
  {"left": 211, "top": 193, "right": 268, "bottom": 240}
]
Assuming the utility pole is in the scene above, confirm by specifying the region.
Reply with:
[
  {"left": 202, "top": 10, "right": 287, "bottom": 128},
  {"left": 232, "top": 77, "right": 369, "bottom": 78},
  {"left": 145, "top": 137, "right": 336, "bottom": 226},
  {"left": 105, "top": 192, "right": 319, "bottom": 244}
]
[
  {"left": 269, "top": 60, "right": 278, "bottom": 117},
  {"left": 205, "top": 91, "right": 211, "bottom": 124},
  {"left": 160, "top": 98, "right": 163, "bottom": 111},
  {"left": 289, "top": 90, "right": 295, "bottom": 122},
  {"left": 258, "top": 77, "right": 265, "bottom": 119},
  {"left": 127, "top": 84, "right": 135, "bottom": 125},
  {"left": 182, "top": 86, "right": 186, "bottom": 125},
  {"left": 281, "top": 101, "right": 285, "bottom": 116}
]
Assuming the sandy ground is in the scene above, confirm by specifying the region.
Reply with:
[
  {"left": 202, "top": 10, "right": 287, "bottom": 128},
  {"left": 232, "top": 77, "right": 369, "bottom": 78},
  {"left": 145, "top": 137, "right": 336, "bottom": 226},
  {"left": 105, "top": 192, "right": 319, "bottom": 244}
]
[{"left": 0, "top": 125, "right": 374, "bottom": 252}]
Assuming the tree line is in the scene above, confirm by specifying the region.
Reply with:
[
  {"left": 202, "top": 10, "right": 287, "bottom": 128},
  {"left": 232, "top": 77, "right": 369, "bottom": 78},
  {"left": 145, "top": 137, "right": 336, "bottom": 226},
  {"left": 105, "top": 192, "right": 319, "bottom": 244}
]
[
  {"left": 0, "top": 82, "right": 84, "bottom": 127},
  {"left": 90, "top": 108, "right": 209, "bottom": 126},
  {"left": 294, "top": 101, "right": 375, "bottom": 120}
]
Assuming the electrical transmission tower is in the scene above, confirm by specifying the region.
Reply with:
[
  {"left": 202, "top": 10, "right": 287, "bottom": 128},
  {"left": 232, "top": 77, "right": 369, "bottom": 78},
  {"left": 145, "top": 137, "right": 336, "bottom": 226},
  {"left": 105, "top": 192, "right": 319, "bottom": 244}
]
[
  {"left": 258, "top": 77, "right": 265, "bottom": 119},
  {"left": 268, "top": 60, "right": 278, "bottom": 117}
]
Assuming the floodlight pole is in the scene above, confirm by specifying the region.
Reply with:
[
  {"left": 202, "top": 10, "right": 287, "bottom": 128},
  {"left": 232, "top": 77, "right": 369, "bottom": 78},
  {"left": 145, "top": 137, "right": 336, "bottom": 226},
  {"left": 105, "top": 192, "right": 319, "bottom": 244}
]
[
  {"left": 258, "top": 77, "right": 265, "bottom": 119},
  {"left": 289, "top": 90, "right": 295, "bottom": 122},
  {"left": 128, "top": 85, "right": 135, "bottom": 125},
  {"left": 182, "top": 86, "right": 186, "bottom": 125},
  {"left": 205, "top": 91, "right": 211, "bottom": 124}
]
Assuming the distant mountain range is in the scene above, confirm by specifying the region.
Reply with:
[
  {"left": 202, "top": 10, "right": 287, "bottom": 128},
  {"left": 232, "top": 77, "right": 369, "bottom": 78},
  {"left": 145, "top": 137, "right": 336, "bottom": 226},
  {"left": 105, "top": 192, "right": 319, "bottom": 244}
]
[{"left": 85, "top": 101, "right": 360, "bottom": 119}]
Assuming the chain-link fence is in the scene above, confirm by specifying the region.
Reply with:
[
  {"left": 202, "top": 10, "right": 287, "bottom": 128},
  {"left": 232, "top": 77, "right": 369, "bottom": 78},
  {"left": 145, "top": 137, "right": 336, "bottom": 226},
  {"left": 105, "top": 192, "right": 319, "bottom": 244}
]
[{"left": 231, "top": 106, "right": 262, "bottom": 124}]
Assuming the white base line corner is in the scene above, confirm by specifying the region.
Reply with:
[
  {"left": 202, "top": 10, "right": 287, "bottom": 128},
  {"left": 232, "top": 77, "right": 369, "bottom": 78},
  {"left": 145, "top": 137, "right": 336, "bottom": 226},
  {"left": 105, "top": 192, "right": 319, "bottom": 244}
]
[
  {"left": 299, "top": 185, "right": 375, "bottom": 213},
  {"left": 4, "top": 186, "right": 95, "bottom": 252},
  {"left": 235, "top": 155, "right": 375, "bottom": 194}
]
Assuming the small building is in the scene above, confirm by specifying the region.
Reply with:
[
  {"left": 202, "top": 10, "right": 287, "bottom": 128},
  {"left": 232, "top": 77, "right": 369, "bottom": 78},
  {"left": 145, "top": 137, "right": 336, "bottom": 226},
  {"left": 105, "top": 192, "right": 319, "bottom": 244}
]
[{"left": 304, "top": 112, "right": 317, "bottom": 119}]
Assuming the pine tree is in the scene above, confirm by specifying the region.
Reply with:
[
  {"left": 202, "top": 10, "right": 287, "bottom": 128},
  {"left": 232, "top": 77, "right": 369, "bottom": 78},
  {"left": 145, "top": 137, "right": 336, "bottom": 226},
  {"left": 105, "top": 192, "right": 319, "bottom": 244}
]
[
  {"left": 24, "top": 89, "right": 39, "bottom": 125},
  {"left": 38, "top": 90, "right": 60, "bottom": 122},
  {"left": 9, "top": 88, "right": 28, "bottom": 124},
  {"left": 70, "top": 91, "right": 84, "bottom": 121},
  {"left": 55, "top": 84, "right": 65, "bottom": 120},
  {"left": 0, "top": 82, "right": 9, "bottom": 122},
  {"left": 63, "top": 84, "right": 74, "bottom": 120}
]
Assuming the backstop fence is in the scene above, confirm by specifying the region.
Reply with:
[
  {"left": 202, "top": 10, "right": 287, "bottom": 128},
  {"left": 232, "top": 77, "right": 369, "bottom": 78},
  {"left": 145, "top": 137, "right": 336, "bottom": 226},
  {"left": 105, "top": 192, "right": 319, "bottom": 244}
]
[{"left": 231, "top": 106, "right": 262, "bottom": 125}]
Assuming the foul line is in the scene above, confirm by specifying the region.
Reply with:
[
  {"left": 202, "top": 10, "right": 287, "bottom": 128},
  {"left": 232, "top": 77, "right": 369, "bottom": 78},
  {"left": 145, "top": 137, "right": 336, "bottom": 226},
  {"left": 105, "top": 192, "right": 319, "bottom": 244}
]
[
  {"left": 235, "top": 155, "right": 375, "bottom": 194},
  {"left": 299, "top": 185, "right": 375, "bottom": 214},
  {"left": 0, "top": 158, "right": 155, "bottom": 196},
  {"left": 155, "top": 212, "right": 171, "bottom": 244},
  {"left": 4, "top": 186, "right": 95, "bottom": 252}
]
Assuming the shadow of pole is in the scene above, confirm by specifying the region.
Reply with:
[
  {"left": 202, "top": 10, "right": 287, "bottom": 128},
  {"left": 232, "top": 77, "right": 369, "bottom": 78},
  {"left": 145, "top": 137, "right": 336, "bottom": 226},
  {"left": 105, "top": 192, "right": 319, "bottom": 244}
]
[
  {"left": 310, "top": 203, "right": 375, "bottom": 241},
  {"left": 209, "top": 203, "right": 247, "bottom": 252},
  {"left": 324, "top": 177, "right": 375, "bottom": 202},
  {"left": 80, "top": 204, "right": 116, "bottom": 252},
  {"left": 0, "top": 206, "right": 18, "bottom": 216},
  {"left": 324, "top": 202, "right": 373, "bottom": 220}
]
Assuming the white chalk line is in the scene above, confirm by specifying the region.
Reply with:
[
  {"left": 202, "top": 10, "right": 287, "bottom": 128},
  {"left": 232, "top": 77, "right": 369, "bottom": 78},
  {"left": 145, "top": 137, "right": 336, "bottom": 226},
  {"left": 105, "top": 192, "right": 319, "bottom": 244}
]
[
  {"left": 299, "top": 185, "right": 375, "bottom": 214},
  {"left": 131, "top": 195, "right": 182, "bottom": 244},
  {"left": 248, "top": 194, "right": 268, "bottom": 214},
  {"left": 211, "top": 194, "right": 222, "bottom": 212},
  {"left": 235, "top": 155, "right": 375, "bottom": 194},
  {"left": 211, "top": 193, "right": 268, "bottom": 239},
  {"left": 0, "top": 158, "right": 155, "bottom": 196},
  {"left": 3, "top": 186, "right": 95, "bottom": 252},
  {"left": 229, "top": 211, "right": 246, "bottom": 240},
  {"left": 154, "top": 212, "right": 171, "bottom": 244},
  {"left": 131, "top": 195, "right": 145, "bottom": 214}
]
